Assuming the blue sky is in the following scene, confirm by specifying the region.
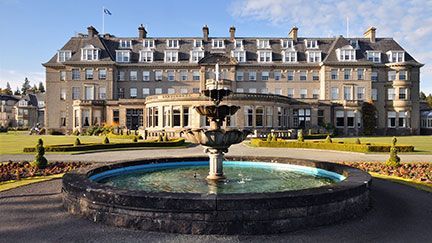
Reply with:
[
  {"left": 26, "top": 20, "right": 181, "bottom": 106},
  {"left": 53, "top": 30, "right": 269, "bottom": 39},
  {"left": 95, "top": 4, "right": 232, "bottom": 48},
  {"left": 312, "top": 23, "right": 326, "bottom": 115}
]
[{"left": 0, "top": 0, "right": 431, "bottom": 93}]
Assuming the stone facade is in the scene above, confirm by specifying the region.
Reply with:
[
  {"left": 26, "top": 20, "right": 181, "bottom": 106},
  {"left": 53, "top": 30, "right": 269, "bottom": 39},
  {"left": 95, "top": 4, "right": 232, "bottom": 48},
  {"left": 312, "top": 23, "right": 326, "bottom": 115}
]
[
  {"left": 0, "top": 93, "right": 45, "bottom": 128},
  {"left": 43, "top": 25, "right": 423, "bottom": 136}
]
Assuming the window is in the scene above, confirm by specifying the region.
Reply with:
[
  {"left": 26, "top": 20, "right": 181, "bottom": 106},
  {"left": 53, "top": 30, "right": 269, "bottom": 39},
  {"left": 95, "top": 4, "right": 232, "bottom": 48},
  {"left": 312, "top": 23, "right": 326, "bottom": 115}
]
[
  {"left": 313, "top": 89, "right": 319, "bottom": 99},
  {"left": 305, "top": 39, "right": 318, "bottom": 49},
  {"left": 287, "top": 88, "right": 294, "bottom": 98},
  {"left": 113, "top": 110, "right": 120, "bottom": 124},
  {"left": 180, "top": 70, "right": 188, "bottom": 81},
  {"left": 318, "top": 109, "right": 325, "bottom": 126},
  {"left": 388, "top": 88, "right": 395, "bottom": 100},
  {"left": 183, "top": 107, "right": 190, "bottom": 127},
  {"left": 84, "top": 86, "right": 94, "bottom": 100},
  {"left": 193, "top": 39, "right": 203, "bottom": 48},
  {"left": 168, "top": 88, "right": 175, "bottom": 94},
  {"left": 287, "top": 71, "right": 294, "bottom": 81},
  {"left": 172, "top": 106, "right": 181, "bottom": 127},
  {"left": 99, "top": 87, "right": 106, "bottom": 99},
  {"left": 126, "top": 109, "right": 143, "bottom": 129},
  {"left": 256, "top": 39, "right": 270, "bottom": 49},
  {"left": 399, "top": 88, "right": 407, "bottom": 100},
  {"left": 249, "top": 88, "right": 257, "bottom": 93},
  {"left": 306, "top": 51, "right": 321, "bottom": 62},
  {"left": 234, "top": 39, "right": 243, "bottom": 48},
  {"left": 388, "top": 111, "right": 396, "bottom": 127},
  {"left": 58, "top": 51, "right": 71, "bottom": 62},
  {"left": 331, "top": 69, "right": 338, "bottom": 80},
  {"left": 99, "top": 69, "right": 107, "bottom": 80},
  {"left": 371, "top": 71, "right": 378, "bottom": 82},
  {"left": 282, "top": 51, "right": 297, "bottom": 62},
  {"left": 278, "top": 107, "right": 289, "bottom": 128},
  {"left": 81, "top": 45, "right": 99, "bottom": 61},
  {"left": 232, "top": 51, "right": 246, "bottom": 62},
  {"left": 167, "top": 70, "right": 175, "bottom": 81},
  {"left": 344, "top": 86, "right": 352, "bottom": 100},
  {"left": 82, "top": 109, "right": 90, "bottom": 127},
  {"left": 139, "top": 51, "right": 153, "bottom": 62},
  {"left": 143, "top": 39, "right": 155, "bottom": 48},
  {"left": 60, "top": 111, "right": 66, "bottom": 127},
  {"left": 119, "top": 40, "right": 132, "bottom": 48},
  {"left": 256, "top": 107, "right": 264, "bottom": 127},
  {"left": 192, "top": 71, "right": 200, "bottom": 81},
  {"left": 192, "top": 88, "right": 200, "bottom": 93},
  {"left": 399, "top": 111, "right": 407, "bottom": 127},
  {"left": 357, "top": 87, "right": 365, "bottom": 100},
  {"left": 312, "top": 71, "right": 319, "bottom": 81},
  {"left": 236, "top": 88, "right": 244, "bottom": 93},
  {"left": 300, "top": 89, "right": 308, "bottom": 98},
  {"left": 294, "top": 108, "right": 311, "bottom": 128},
  {"left": 367, "top": 51, "right": 381, "bottom": 63},
  {"left": 388, "top": 71, "right": 396, "bottom": 81},
  {"left": 155, "top": 70, "right": 163, "bottom": 81},
  {"left": 72, "top": 87, "right": 80, "bottom": 100},
  {"left": 117, "top": 71, "right": 125, "bottom": 81},
  {"left": 155, "top": 88, "right": 162, "bottom": 94},
  {"left": 357, "top": 68, "right": 364, "bottom": 80},
  {"left": 299, "top": 71, "right": 307, "bottom": 81},
  {"left": 164, "top": 51, "right": 178, "bottom": 63},
  {"left": 143, "top": 71, "right": 150, "bottom": 81},
  {"left": 212, "top": 39, "right": 225, "bottom": 48},
  {"left": 399, "top": 70, "right": 407, "bottom": 80},
  {"left": 249, "top": 71, "right": 256, "bottom": 81},
  {"left": 372, "top": 88, "right": 378, "bottom": 101},
  {"left": 344, "top": 69, "right": 351, "bottom": 80},
  {"left": 190, "top": 51, "right": 204, "bottom": 63},
  {"left": 261, "top": 88, "right": 268, "bottom": 94},
  {"left": 118, "top": 88, "right": 125, "bottom": 99},
  {"left": 266, "top": 107, "right": 273, "bottom": 127},
  {"left": 130, "top": 71, "right": 138, "bottom": 81},
  {"left": 336, "top": 110, "right": 344, "bottom": 127},
  {"left": 60, "top": 88, "right": 66, "bottom": 100},
  {"left": 72, "top": 69, "right": 80, "bottom": 80},
  {"left": 180, "top": 88, "right": 188, "bottom": 94},
  {"left": 143, "top": 88, "right": 150, "bottom": 96},
  {"left": 275, "top": 88, "right": 282, "bottom": 95},
  {"left": 60, "top": 71, "right": 66, "bottom": 81},
  {"left": 166, "top": 39, "right": 179, "bottom": 48},
  {"left": 261, "top": 71, "right": 269, "bottom": 81},
  {"left": 331, "top": 87, "right": 339, "bottom": 100},
  {"left": 387, "top": 51, "right": 405, "bottom": 63},
  {"left": 347, "top": 111, "right": 355, "bottom": 127},
  {"left": 244, "top": 106, "right": 253, "bottom": 127},
  {"left": 281, "top": 39, "right": 294, "bottom": 49},
  {"left": 257, "top": 51, "right": 272, "bottom": 62},
  {"left": 116, "top": 51, "right": 130, "bottom": 62},
  {"left": 85, "top": 69, "right": 93, "bottom": 79},
  {"left": 236, "top": 71, "right": 244, "bottom": 81},
  {"left": 274, "top": 71, "right": 281, "bottom": 81},
  {"left": 337, "top": 48, "right": 356, "bottom": 61}
]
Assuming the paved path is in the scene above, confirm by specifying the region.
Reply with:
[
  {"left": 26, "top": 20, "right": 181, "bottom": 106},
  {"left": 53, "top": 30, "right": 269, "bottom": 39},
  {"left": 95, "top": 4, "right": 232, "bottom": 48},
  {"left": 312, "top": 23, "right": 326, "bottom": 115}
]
[
  {"left": 1, "top": 144, "right": 431, "bottom": 163},
  {"left": 0, "top": 178, "right": 431, "bottom": 242}
]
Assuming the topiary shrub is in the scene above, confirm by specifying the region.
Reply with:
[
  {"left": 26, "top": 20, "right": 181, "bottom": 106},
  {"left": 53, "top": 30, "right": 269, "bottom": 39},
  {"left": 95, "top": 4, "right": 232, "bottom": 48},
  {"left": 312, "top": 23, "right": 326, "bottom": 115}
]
[
  {"left": 271, "top": 134, "right": 277, "bottom": 142},
  {"left": 157, "top": 134, "right": 163, "bottom": 142},
  {"left": 355, "top": 138, "right": 361, "bottom": 144},
  {"left": 163, "top": 132, "right": 169, "bottom": 142},
  {"left": 297, "top": 130, "right": 304, "bottom": 142},
  {"left": 103, "top": 136, "right": 110, "bottom": 144},
  {"left": 386, "top": 137, "right": 401, "bottom": 167},
  {"left": 266, "top": 134, "right": 272, "bottom": 142},
  {"left": 32, "top": 138, "right": 48, "bottom": 169},
  {"left": 74, "top": 138, "right": 81, "bottom": 146},
  {"left": 325, "top": 135, "right": 332, "bottom": 143},
  {"left": 132, "top": 136, "right": 138, "bottom": 143}
]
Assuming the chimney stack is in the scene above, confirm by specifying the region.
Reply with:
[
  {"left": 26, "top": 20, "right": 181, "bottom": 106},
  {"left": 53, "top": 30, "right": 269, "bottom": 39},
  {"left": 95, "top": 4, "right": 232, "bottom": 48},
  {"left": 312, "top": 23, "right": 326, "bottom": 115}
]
[
  {"left": 138, "top": 24, "right": 147, "bottom": 39},
  {"left": 87, "top": 26, "right": 99, "bottom": 38},
  {"left": 289, "top": 26, "right": 298, "bottom": 42},
  {"left": 229, "top": 26, "right": 236, "bottom": 41},
  {"left": 364, "top": 27, "right": 376, "bottom": 43},
  {"left": 203, "top": 25, "right": 209, "bottom": 42}
]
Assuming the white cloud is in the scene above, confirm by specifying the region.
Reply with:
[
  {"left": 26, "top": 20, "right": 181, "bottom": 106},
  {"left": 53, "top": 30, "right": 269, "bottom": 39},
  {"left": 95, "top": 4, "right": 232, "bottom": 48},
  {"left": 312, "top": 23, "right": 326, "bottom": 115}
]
[
  {"left": 0, "top": 69, "right": 45, "bottom": 90},
  {"left": 230, "top": 0, "right": 432, "bottom": 93}
]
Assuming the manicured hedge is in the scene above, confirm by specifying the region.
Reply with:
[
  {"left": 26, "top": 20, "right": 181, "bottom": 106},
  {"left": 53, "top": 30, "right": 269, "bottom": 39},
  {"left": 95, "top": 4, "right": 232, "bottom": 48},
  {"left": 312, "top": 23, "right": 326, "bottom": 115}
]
[
  {"left": 250, "top": 139, "right": 414, "bottom": 153},
  {"left": 23, "top": 138, "right": 185, "bottom": 152},
  {"left": 303, "top": 134, "right": 330, "bottom": 140},
  {"left": 106, "top": 133, "right": 143, "bottom": 140}
]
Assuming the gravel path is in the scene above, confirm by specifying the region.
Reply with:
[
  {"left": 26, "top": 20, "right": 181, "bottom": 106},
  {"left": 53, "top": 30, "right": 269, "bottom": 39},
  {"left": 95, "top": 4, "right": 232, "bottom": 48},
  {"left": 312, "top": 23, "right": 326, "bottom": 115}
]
[{"left": 0, "top": 178, "right": 431, "bottom": 242}]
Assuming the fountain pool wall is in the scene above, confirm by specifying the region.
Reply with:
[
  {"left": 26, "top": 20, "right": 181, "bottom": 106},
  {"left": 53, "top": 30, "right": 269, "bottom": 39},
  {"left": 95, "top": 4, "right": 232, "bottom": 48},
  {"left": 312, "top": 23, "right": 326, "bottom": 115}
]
[{"left": 62, "top": 156, "right": 371, "bottom": 235}]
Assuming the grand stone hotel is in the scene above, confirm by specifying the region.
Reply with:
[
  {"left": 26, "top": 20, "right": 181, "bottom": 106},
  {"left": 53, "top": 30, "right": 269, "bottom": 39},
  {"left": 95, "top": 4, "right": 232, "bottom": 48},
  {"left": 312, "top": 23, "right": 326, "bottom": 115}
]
[{"left": 43, "top": 25, "right": 423, "bottom": 136}]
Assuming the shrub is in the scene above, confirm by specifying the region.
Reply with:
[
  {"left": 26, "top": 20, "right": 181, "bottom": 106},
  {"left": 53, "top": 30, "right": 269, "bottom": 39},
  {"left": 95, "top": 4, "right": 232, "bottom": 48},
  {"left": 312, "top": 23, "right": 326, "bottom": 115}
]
[
  {"left": 271, "top": 134, "right": 277, "bottom": 142},
  {"left": 72, "top": 129, "right": 80, "bottom": 136},
  {"left": 297, "top": 130, "right": 304, "bottom": 142},
  {"left": 325, "top": 135, "right": 332, "bottom": 143},
  {"left": 163, "top": 133, "right": 169, "bottom": 142},
  {"left": 48, "top": 129, "right": 64, "bottom": 135},
  {"left": 32, "top": 138, "right": 47, "bottom": 169},
  {"left": 386, "top": 137, "right": 401, "bottom": 167},
  {"left": 132, "top": 136, "right": 138, "bottom": 143},
  {"left": 355, "top": 138, "right": 361, "bottom": 144},
  {"left": 0, "top": 126, "right": 7, "bottom": 133},
  {"left": 103, "top": 137, "right": 110, "bottom": 144},
  {"left": 107, "top": 133, "right": 142, "bottom": 140},
  {"left": 74, "top": 138, "right": 81, "bottom": 146},
  {"left": 303, "top": 134, "right": 329, "bottom": 140}
]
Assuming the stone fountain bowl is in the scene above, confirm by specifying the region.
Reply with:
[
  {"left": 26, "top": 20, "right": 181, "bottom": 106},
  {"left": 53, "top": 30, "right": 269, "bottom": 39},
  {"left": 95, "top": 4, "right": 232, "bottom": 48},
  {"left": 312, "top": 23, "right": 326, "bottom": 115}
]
[
  {"left": 194, "top": 105, "right": 240, "bottom": 119},
  {"left": 182, "top": 128, "right": 251, "bottom": 149},
  {"left": 202, "top": 89, "right": 232, "bottom": 102}
]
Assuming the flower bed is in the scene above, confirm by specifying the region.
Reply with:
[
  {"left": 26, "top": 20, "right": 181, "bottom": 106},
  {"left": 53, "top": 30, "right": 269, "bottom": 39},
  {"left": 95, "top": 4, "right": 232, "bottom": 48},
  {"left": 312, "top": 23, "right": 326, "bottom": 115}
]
[
  {"left": 22, "top": 138, "right": 185, "bottom": 152},
  {"left": 250, "top": 138, "right": 414, "bottom": 153},
  {"left": 0, "top": 161, "right": 89, "bottom": 182}
]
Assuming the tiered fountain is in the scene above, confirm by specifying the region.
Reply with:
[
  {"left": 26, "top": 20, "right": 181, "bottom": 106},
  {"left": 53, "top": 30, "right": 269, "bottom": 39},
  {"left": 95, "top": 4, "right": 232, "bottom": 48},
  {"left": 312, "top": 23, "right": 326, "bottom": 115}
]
[{"left": 183, "top": 63, "right": 250, "bottom": 181}]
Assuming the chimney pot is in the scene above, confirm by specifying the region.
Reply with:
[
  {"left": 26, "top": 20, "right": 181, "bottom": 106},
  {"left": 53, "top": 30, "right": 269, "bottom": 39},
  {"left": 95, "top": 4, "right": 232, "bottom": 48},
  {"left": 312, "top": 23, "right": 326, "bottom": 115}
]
[
  {"left": 87, "top": 26, "right": 99, "bottom": 38},
  {"left": 364, "top": 27, "right": 376, "bottom": 43},
  {"left": 203, "top": 25, "right": 209, "bottom": 42},
  {"left": 289, "top": 26, "right": 298, "bottom": 42},
  {"left": 229, "top": 26, "right": 236, "bottom": 41},
  {"left": 138, "top": 24, "right": 147, "bottom": 39}
]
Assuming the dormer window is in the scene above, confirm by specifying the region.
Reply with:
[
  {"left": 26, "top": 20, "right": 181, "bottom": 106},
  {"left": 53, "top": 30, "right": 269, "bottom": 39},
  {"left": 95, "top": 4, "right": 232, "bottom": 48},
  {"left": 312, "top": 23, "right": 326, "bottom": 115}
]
[
  {"left": 119, "top": 40, "right": 132, "bottom": 48},
  {"left": 193, "top": 39, "right": 203, "bottom": 48},
  {"left": 349, "top": 40, "right": 360, "bottom": 49},
  {"left": 231, "top": 50, "right": 246, "bottom": 62},
  {"left": 58, "top": 50, "right": 72, "bottom": 62},
  {"left": 81, "top": 45, "right": 99, "bottom": 61},
  {"left": 139, "top": 50, "right": 153, "bottom": 62},
  {"left": 336, "top": 47, "right": 356, "bottom": 61},
  {"left": 212, "top": 39, "right": 225, "bottom": 48},
  {"left": 305, "top": 39, "right": 318, "bottom": 49},
  {"left": 166, "top": 39, "right": 179, "bottom": 49},
  {"left": 234, "top": 39, "right": 243, "bottom": 49},
  {"left": 190, "top": 50, "right": 204, "bottom": 63},
  {"left": 257, "top": 39, "right": 270, "bottom": 49},
  {"left": 116, "top": 50, "right": 130, "bottom": 62},
  {"left": 387, "top": 51, "right": 405, "bottom": 63},
  {"left": 367, "top": 51, "right": 381, "bottom": 63},
  {"left": 306, "top": 51, "right": 321, "bottom": 63},
  {"left": 282, "top": 50, "right": 297, "bottom": 62},
  {"left": 143, "top": 39, "right": 155, "bottom": 49},
  {"left": 164, "top": 50, "right": 178, "bottom": 63},
  {"left": 281, "top": 39, "right": 294, "bottom": 49},
  {"left": 257, "top": 50, "right": 272, "bottom": 62}
]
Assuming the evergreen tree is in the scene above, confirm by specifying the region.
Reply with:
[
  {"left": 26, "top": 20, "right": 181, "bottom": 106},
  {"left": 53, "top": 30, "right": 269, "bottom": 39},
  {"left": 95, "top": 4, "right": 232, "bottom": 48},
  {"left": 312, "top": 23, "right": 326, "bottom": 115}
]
[
  {"left": 426, "top": 94, "right": 432, "bottom": 108},
  {"left": 5, "top": 82, "right": 12, "bottom": 95},
  {"left": 38, "top": 82, "right": 45, "bottom": 92},
  {"left": 420, "top": 91, "right": 427, "bottom": 100},
  {"left": 361, "top": 101, "right": 377, "bottom": 135},
  {"left": 14, "top": 87, "right": 21, "bottom": 95},
  {"left": 21, "top": 77, "right": 31, "bottom": 95}
]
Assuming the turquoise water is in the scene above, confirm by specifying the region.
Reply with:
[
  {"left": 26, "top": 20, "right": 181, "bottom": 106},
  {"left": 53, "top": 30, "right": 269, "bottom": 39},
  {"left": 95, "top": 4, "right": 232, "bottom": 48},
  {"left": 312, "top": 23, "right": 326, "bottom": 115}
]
[{"left": 93, "top": 161, "right": 344, "bottom": 194}]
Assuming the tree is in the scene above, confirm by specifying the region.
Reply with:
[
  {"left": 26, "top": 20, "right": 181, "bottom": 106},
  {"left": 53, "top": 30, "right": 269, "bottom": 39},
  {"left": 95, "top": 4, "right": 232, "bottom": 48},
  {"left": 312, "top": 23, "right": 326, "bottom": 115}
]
[
  {"left": 5, "top": 82, "right": 12, "bottom": 95},
  {"left": 21, "top": 77, "right": 31, "bottom": 95},
  {"left": 420, "top": 91, "right": 427, "bottom": 100},
  {"left": 14, "top": 87, "right": 21, "bottom": 95},
  {"left": 361, "top": 101, "right": 377, "bottom": 135},
  {"left": 38, "top": 82, "right": 45, "bottom": 93},
  {"left": 426, "top": 94, "right": 432, "bottom": 108}
]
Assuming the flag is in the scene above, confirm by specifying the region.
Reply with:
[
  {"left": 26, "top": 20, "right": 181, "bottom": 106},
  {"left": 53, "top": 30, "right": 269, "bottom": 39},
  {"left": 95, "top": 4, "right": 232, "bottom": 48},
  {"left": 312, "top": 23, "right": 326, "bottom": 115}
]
[{"left": 104, "top": 8, "right": 112, "bottom": 15}]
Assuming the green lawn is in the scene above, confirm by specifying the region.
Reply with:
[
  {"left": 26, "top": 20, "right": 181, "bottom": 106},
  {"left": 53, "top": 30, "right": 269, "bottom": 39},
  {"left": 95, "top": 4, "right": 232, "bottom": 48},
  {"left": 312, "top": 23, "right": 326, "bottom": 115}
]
[{"left": 0, "top": 131, "right": 127, "bottom": 154}]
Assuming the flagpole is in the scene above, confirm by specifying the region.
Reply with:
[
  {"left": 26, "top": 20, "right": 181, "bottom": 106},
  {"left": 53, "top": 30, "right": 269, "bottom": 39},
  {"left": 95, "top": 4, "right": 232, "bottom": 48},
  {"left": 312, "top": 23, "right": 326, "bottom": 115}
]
[{"left": 102, "top": 6, "right": 105, "bottom": 34}]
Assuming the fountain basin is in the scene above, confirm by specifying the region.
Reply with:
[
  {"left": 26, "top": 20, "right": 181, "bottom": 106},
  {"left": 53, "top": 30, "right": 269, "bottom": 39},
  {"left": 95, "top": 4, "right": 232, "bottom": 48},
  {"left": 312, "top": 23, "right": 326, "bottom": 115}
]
[
  {"left": 182, "top": 128, "right": 251, "bottom": 149},
  {"left": 62, "top": 156, "right": 371, "bottom": 235},
  {"left": 194, "top": 105, "right": 240, "bottom": 120}
]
